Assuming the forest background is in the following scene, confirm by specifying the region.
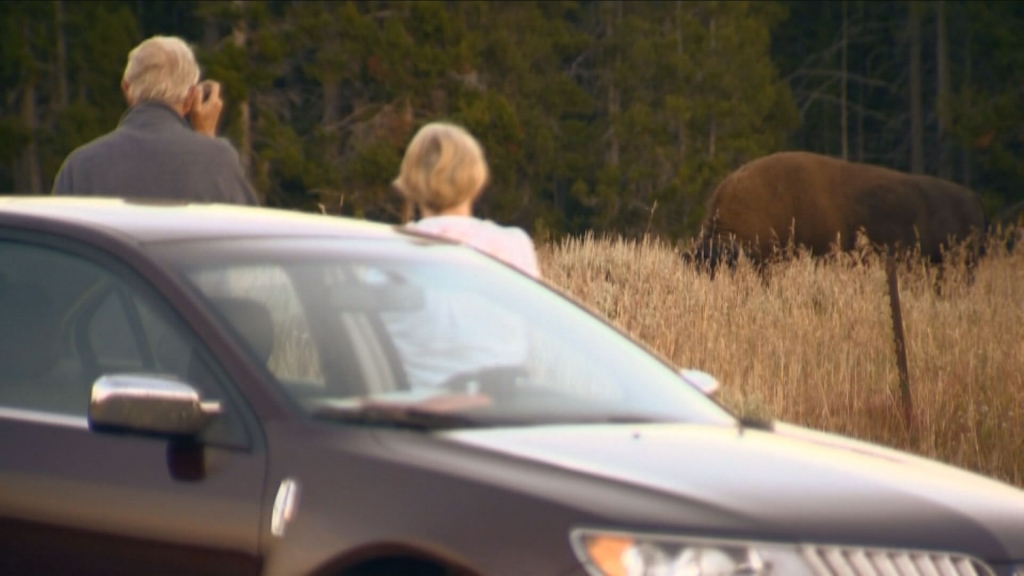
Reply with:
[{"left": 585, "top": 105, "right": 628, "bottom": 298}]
[{"left": 3, "top": 0, "right": 1024, "bottom": 242}]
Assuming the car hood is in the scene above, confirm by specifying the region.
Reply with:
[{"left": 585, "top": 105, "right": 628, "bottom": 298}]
[{"left": 443, "top": 421, "right": 1024, "bottom": 560}]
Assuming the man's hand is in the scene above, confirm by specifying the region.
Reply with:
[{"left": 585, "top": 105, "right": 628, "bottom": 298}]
[{"left": 189, "top": 80, "right": 224, "bottom": 137}]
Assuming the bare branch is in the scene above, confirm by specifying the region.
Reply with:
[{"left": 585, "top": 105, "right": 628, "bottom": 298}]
[
  {"left": 784, "top": 26, "right": 891, "bottom": 82},
  {"left": 797, "top": 76, "right": 840, "bottom": 119},
  {"left": 787, "top": 69, "right": 899, "bottom": 91},
  {"left": 568, "top": 47, "right": 593, "bottom": 78},
  {"left": 320, "top": 103, "right": 386, "bottom": 134},
  {"left": 795, "top": 92, "right": 892, "bottom": 121},
  {"left": 997, "top": 200, "right": 1024, "bottom": 223}
]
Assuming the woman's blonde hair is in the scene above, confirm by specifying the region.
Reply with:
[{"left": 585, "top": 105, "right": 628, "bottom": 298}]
[{"left": 393, "top": 122, "right": 490, "bottom": 213}]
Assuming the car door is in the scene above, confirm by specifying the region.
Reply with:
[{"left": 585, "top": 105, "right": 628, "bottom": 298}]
[{"left": 0, "top": 235, "right": 266, "bottom": 575}]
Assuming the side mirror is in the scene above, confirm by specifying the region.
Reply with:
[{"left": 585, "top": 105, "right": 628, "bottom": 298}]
[
  {"left": 89, "top": 374, "right": 222, "bottom": 436},
  {"left": 679, "top": 369, "right": 721, "bottom": 397}
]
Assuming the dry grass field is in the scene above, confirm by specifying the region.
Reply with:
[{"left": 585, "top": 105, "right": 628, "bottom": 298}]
[{"left": 538, "top": 230, "right": 1024, "bottom": 487}]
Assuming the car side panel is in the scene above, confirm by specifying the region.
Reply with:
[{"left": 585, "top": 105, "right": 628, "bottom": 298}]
[
  {"left": 255, "top": 423, "right": 669, "bottom": 576},
  {"left": 0, "top": 415, "right": 266, "bottom": 575}
]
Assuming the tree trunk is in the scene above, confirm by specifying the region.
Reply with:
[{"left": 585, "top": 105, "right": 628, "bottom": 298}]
[
  {"left": 708, "top": 16, "right": 716, "bottom": 158},
  {"left": 232, "top": 0, "right": 251, "bottom": 177},
  {"left": 605, "top": 1, "right": 620, "bottom": 167},
  {"left": 841, "top": 0, "right": 848, "bottom": 160},
  {"left": 203, "top": 12, "right": 219, "bottom": 49},
  {"left": 961, "top": 13, "right": 971, "bottom": 187},
  {"left": 676, "top": 0, "right": 683, "bottom": 56},
  {"left": 20, "top": 79, "right": 42, "bottom": 194},
  {"left": 55, "top": 0, "right": 69, "bottom": 109},
  {"left": 607, "top": 84, "right": 619, "bottom": 166},
  {"left": 935, "top": 0, "right": 951, "bottom": 179},
  {"left": 709, "top": 116, "right": 716, "bottom": 158},
  {"left": 908, "top": 1, "right": 924, "bottom": 174},
  {"left": 322, "top": 77, "right": 339, "bottom": 127},
  {"left": 857, "top": 1, "right": 865, "bottom": 162},
  {"left": 676, "top": 0, "right": 686, "bottom": 164}
]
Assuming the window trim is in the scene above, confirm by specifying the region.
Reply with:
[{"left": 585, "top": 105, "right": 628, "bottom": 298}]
[
  {"left": 0, "top": 406, "right": 88, "bottom": 429},
  {"left": 117, "top": 285, "right": 158, "bottom": 370}
]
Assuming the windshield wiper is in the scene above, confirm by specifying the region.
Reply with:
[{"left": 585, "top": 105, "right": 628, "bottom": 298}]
[
  {"left": 311, "top": 401, "right": 492, "bottom": 430},
  {"left": 738, "top": 416, "right": 775, "bottom": 432}
]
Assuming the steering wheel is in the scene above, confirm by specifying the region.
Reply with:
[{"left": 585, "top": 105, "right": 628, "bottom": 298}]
[{"left": 438, "top": 366, "right": 529, "bottom": 399}]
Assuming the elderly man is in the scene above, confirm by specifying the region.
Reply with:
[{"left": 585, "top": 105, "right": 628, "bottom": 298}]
[{"left": 52, "top": 36, "right": 258, "bottom": 205}]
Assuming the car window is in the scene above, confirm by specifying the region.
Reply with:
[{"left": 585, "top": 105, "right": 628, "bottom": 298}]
[
  {"left": 190, "top": 265, "right": 325, "bottom": 387},
  {"left": 156, "top": 237, "right": 736, "bottom": 429},
  {"left": 0, "top": 239, "right": 247, "bottom": 446},
  {"left": 338, "top": 262, "right": 623, "bottom": 401},
  {"left": 350, "top": 262, "right": 627, "bottom": 402},
  {"left": 88, "top": 292, "right": 146, "bottom": 372}
]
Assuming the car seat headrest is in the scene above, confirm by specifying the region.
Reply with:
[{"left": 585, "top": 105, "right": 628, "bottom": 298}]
[{"left": 208, "top": 297, "right": 275, "bottom": 365}]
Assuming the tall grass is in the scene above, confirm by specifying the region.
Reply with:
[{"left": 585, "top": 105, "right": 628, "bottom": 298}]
[{"left": 538, "top": 230, "right": 1024, "bottom": 487}]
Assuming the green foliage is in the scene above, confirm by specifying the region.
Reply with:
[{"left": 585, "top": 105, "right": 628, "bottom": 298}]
[
  {"left": 946, "top": 1, "right": 1024, "bottom": 209},
  {"left": 774, "top": 0, "right": 1024, "bottom": 222},
  {"left": 0, "top": 1, "right": 139, "bottom": 191},
  {"left": 4, "top": 1, "right": 1021, "bottom": 236},
  {"left": 0, "top": 118, "right": 29, "bottom": 163}
]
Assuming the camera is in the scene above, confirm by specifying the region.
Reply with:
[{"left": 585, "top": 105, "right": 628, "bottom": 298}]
[{"left": 200, "top": 81, "right": 213, "bottom": 103}]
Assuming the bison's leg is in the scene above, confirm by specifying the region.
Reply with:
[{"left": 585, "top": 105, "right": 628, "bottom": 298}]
[
  {"left": 963, "top": 228, "right": 986, "bottom": 287},
  {"left": 690, "top": 232, "right": 742, "bottom": 280},
  {"left": 755, "top": 259, "right": 772, "bottom": 288},
  {"left": 933, "top": 231, "right": 984, "bottom": 294},
  {"left": 685, "top": 236, "right": 717, "bottom": 278},
  {"left": 933, "top": 260, "right": 946, "bottom": 297}
]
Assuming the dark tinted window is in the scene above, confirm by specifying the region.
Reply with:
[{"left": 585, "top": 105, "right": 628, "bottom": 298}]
[
  {"left": 88, "top": 293, "right": 145, "bottom": 371},
  {"left": 0, "top": 240, "right": 246, "bottom": 445}
]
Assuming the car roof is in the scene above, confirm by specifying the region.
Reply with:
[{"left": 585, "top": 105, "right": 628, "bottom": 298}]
[{"left": 0, "top": 196, "right": 413, "bottom": 245}]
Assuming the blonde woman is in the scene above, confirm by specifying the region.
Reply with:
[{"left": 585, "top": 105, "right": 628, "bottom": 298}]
[
  {"left": 393, "top": 122, "right": 541, "bottom": 278},
  {"left": 376, "top": 122, "right": 537, "bottom": 391}
]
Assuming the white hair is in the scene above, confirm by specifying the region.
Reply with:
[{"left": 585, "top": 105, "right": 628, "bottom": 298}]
[{"left": 122, "top": 36, "right": 200, "bottom": 104}]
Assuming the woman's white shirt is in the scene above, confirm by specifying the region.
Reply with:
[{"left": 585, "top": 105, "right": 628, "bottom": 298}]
[
  {"left": 408, "top": 216, "right": 541, "bottom": 279},
  {"left": 379, "top": 216, "right": 540, "bottom": 390}
]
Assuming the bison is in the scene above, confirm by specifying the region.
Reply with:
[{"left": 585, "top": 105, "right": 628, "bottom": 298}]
[{"left": 692, "top": 151, "right": 987, "bottom": 274}]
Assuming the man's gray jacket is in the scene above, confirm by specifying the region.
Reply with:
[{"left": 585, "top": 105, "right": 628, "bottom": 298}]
[{"left": 52, "top": 101, "right": 258, "bottom": 205}]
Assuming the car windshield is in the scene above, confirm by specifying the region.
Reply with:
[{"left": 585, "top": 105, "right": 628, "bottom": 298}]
[{"left": 151, "top": 236, "right": 736, "bottom": 429}]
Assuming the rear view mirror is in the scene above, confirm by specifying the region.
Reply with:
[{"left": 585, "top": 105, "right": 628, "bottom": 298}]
[
  {"left": 89, "top": 374, "right": 222, "bottom": 436},
  {"left": 329, "top": 283, "right": 424, "bottom": 312},
  {"left": 679, "top": 369, "right": 721, "bottom": 397}
]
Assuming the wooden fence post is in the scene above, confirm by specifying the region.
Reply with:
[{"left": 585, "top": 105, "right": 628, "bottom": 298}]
[{"left": 885, "top": 254, "right": 914, "bottom": 432}]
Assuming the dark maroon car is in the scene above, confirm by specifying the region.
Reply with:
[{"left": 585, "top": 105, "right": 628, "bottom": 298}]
[{"left": 1, "top": 197, "right": 1022, "bottom": 576}]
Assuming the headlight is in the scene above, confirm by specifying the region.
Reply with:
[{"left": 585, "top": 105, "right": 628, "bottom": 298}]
[
  {"left": 571, "top": 528, "right": 1003, "bottom": 576},
  {"left": 570, "top": 529, "right": 815, "bottom": 576}
]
